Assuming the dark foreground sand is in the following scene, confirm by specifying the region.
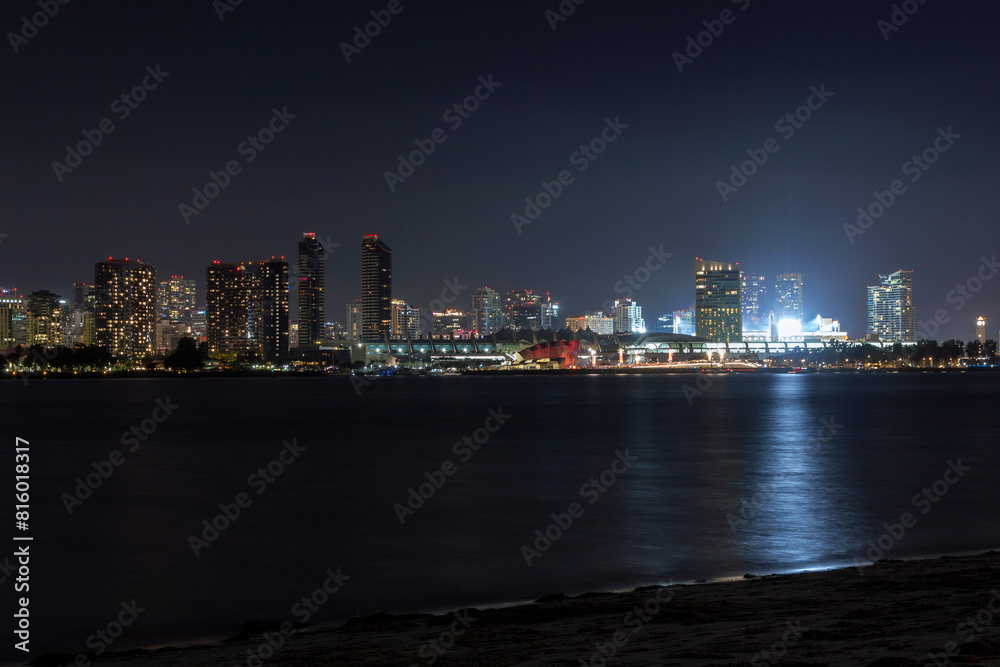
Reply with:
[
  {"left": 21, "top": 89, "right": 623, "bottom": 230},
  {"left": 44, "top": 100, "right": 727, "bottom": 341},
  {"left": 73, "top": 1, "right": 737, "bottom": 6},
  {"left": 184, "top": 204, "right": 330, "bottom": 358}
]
[{"left": 38, "top": 552, "right": 1000, "bottom": 667}]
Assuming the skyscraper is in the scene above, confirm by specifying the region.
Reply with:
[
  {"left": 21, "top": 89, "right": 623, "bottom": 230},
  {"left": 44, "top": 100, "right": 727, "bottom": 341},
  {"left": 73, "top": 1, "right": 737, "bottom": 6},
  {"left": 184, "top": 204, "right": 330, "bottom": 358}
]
[
  {"left": 159, "top": 277, "right": 197, "bottom": 328},
  {"left": 0, "top": 293, "right": 28, "bottom": 348},
  {"left": 867, "top": 269, "right": 914, "bottom": 342},
  {"left": 695, "top": 258, "right": 741, "bottom": 343},
  {"left": 346, "top": 298, "right": 362, "bottom": 340},
  {"left": 206, "top": 259, "right": 289, "bottom": 360},
  {"left": 611, "top": 298, "right": 645, "bottom": 333},
  {"left": 740, "top": 271, "right": 767, "bottom": 330},
  {"left": 773, "top": 273, "right": 804, "bottom": 322},
  {"left": 505, "top": 289, "right": 543, "bottom": 330},
  {"left": 391, "top": 299, "right": 421, "bottom": 338},
  {"left": 297, "top": 233, "right": 325, "bottom": 349},
  {"left": 975, "top": 316, "right": 986, "bottom": 345},
  {"left": 26, "top": 290, "right": 63, "bottom": 346},
  {"left": 95, "top": 258, "right": 157, "bottom": 359},
  {"left": 361, "top": 234, "right": 392, "bottom": 341},
  {"left": 471, "top": 287, "right": 503, "bottom": 335}
]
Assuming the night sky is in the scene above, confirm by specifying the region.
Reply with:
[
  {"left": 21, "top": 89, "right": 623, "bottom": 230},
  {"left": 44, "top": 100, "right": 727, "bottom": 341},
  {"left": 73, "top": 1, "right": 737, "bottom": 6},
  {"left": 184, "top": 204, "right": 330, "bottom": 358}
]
[{"left": 2, "top": 1, "right": 998, "bottom": 340}]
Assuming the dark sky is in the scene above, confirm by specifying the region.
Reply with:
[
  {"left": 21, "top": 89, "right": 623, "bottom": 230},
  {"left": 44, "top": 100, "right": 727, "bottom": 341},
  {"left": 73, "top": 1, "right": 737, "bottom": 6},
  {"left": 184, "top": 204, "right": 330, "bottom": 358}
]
[{"left": 1, "top": 1, "right": 998, "bottom": 340}]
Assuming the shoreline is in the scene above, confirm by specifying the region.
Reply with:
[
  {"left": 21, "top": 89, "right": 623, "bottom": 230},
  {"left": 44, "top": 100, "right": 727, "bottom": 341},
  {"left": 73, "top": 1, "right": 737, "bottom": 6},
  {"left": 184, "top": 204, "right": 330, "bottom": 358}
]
[{"left": 31, "top": 549, "right": 1000, "bottom": 666}]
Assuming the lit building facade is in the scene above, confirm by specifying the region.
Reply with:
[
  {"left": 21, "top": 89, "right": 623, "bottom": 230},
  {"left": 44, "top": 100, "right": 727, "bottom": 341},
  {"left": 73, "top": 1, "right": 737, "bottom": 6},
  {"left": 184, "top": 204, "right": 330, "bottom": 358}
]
[
  {"left": 505, "top": 289, "right": 541, "bottom": 330},
  {"left": 361, "top": 234, "right": 392, "bottom": 341},
  {"left": 471, "top": 287, "right": 504, "bottom": 334},
  {"left": 695, "top": 258, "right": 741, "bottom": 343},
  {"left": 431, "top": 309, "right": 469, "bottom": 338},
  {"left": 391, "top": 299, "right": 421, "bottom": 338},
  {"left": 95, "top": 258, "right": 157, "bottom": 359},
  {"left": 741, "top": 271, "right": 767, "bottom": 330},
  {"left": 26, "top": 290, "right": 63, "bottom": 347},
  {"left": 673, "top": 307, "right": 695, "bottom": 336},
  {"left": 0, "top": 293, "right": 28, "bottom": 348},
  {"left": 297, "top": 233, "right": 325, "bottom": 349},
  {"left": 206, "top": 259, "right": 289, "bottom": 360},
  {"left": 566, "top": 313, "right": 614, "bottom": 334},
  {"left": 773, "top": 273, "right": 804, "bottom": 322},
  {"left": 346, "top": 298, "right": 362, "bottom": 340},
  {"left": 611, "top": 298, "right": 645, "bottom": 333},
  {"left": 867, "top": 269, "right": 914, "bottom": 342},
  {"left": 975, "top": 316, "right": 986, "bottom": 345}
]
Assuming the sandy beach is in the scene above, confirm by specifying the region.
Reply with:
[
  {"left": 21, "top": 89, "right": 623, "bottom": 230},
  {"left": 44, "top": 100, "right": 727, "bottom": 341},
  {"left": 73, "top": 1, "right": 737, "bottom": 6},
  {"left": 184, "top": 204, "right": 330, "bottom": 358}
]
[{"left": 40, "top": 551, "right": 1000, "bottom": 667}]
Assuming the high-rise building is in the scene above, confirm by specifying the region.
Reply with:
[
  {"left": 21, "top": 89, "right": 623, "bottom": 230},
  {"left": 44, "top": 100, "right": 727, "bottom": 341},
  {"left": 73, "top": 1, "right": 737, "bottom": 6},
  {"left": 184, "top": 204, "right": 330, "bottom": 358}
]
[
  {"left": 361, "top": 234, "right": 392, "bottom": 341},
  {"left": 695, "top": 258, "right": 741, "bottom": 343},
  {"left": 673, "top": 307, "right": 696, "bottom": 336},
  {"left": 206, "top": 259, "right": 289, "bottom": 360},
  {"left": 0, "top": 293, "right": 28, "bottom": 348},
  {"left": 346, "top": 298, "right": 362, "bottom": 340},
  {"left": 297, "top": 233, "right": 325, "bottom": 349},
  {"left": 866, "top": 269, "right": 914, "bottom": 342},
  {"left": 975, "top": 316, "right": 986, "bottom": 345},
  {"left": 566, "top": 313, "right": 614, "bottom": 335},
  {"left": 740, "top": 272, "right": 767, "bottom": 330},
  {"left": 95, "top": 258, "right": 157, "bottom": 359},
  {"left": 773, "top": 273, "right": 804, "bottom": 322},
  {"left": 505, "top": 289, "right": 544, "bottom": 330},
  {"left": 72, "top": 282, "right": 92, "bottom": 310},
  {"left": 471, "top": 287, "right": 504, "bottom": 335},
  {"left": 656, "top": 314, "right": 674, "bottom": 333},
  {"left": 431, "top": 309, "right": 469, "bottom": 338},
  {"left": 610, "top": 298, "right": 645, "bottom": 334},
  {"left": 26, "top": 290, "right": 63, "bottom": 346},
  {"left": 391, "top": 299, "right": 421, "bottom": 338},
  {"left": 540, "top": 293, "right": 559, "bottom": 330},
  {"left": 159, "top": 277, "right": 197, "bottom": 328}
]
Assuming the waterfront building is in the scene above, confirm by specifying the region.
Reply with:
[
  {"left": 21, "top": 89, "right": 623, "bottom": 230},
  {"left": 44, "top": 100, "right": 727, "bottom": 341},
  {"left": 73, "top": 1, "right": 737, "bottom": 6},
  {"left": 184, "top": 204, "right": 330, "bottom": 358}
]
[
  {"left": 773, "top": 273, "right": 804, "bottom": 322},
  {"left": 206, "top": 259, "right": 289, "bottom": 360},
  {"left": 976, "top": 316, "right": 986, "bottom": 345},
  {"left": 867, "top": 269, "right": 914, "bottom": 342},
  {"left": 0, "top": 293, "right": 28, "bottom": 348},
  {"left": 611, "top": 298, "right": 645, "bottom": 334},
  {"left": 566, "top": 313, "right": 615, "bottom": 335},
  {"left": 391, "top": 299, "right": 421, "bottom": 338},
  {"left": 695, "top": 258, "right": 741, "bottom": 343},
  {"left": 361, "top": 234, "right": 392, "bottom": 341},
  {"left": 95, "top": 258, "right": 157, "bottom": 359},
  {"left": 26, "top": 290, "right": 63, "bottom": 347},
  {"left": 741, "top": 271, "right": 768, "bottom": 330},
  {"left": 471, "top": 287, "right": 504, "bottom": 334},
  {"left": 673, "top": 307, "right": 695, "bottom": 336},
  {"left": 298, "top": 233, "right": 325, "bottom": 349}
]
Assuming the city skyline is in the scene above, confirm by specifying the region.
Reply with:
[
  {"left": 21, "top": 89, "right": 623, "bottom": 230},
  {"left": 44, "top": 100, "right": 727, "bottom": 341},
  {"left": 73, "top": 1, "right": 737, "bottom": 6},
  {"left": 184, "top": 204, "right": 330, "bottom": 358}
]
[{"left": 1, "top": 3, "right": 998, "bottom": 341}]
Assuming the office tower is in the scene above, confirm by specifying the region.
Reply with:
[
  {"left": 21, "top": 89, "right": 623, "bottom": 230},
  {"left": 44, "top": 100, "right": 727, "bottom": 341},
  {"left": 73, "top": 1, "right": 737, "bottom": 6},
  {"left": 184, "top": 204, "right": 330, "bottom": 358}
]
[
  {"left": 471, "top": 287, "right": 504, "bottom": 335},
  {"left": 695, "top": 258, "right": 741, "bottom": 343},
  {"left": 95, "top": 258, "right": 157, "bottom": 359},
  {"left": 391, "top": 299, "right": 421, "bottom": 338},
  {"left": 159, "top": 277, "right": 197, "bottom": 328},
  {"left": 26, "top": 290, "right": 63, "bottom": 346},
  {"left": 206, "top": 259, "right": 289, "bottom": 360},
  {"left": 0, "top": 293, "right": 28, "bottom": 347},
  {"left": 673, "top": 307, "right": 695, "bottom": 336},
  {"left": 866, "top": 269, "right": 914, "bottom": 342},
  {"left": 740, "top": 271, "right": 767, "bottom": 330},
  {"left": 540, "top": 293, "right": 559, "bottom": 330},
  {"left": 346, "top": 298, "right": 362, "bottom": 340},
  {"left": 431, "top": 309, "right": 469, "bottom": 338},
  {"left": 505, "top": 289, "right": 543, "bottom": 330},
  {"left": 361, "top": 234, "right": 392, "bottom": 341},
  {"left": 610, "top": 298, "right": 645, "bottom": 334},
  {"left": 773, "top": 273, "right": 804, "bottom": 322},
  {"left": 298, "top": 233, "right": 325, "bottom": 349},
  {"left": 72, "top": 282, "right": 92, "bottom": 310},
  {"left": 565, "top": 313, "right": 614, "bottom": 335},
  {"left": 976, "top": 316, "right": 986, "bottom": 345},
  {"left": 655, "top": 314, "right": 674, "bottom": 333}
]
